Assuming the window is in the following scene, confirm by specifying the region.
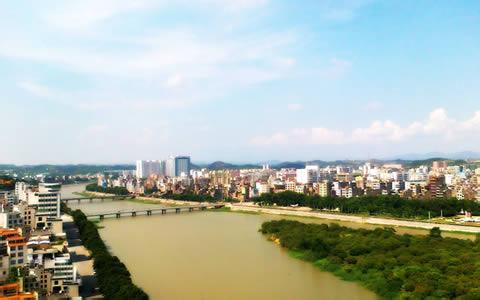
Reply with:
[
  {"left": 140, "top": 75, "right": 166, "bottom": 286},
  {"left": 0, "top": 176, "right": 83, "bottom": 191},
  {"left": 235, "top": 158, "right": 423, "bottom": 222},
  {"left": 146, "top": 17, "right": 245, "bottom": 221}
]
[{"left": 18, "top": 259, "right": 23, "bottom": 264}]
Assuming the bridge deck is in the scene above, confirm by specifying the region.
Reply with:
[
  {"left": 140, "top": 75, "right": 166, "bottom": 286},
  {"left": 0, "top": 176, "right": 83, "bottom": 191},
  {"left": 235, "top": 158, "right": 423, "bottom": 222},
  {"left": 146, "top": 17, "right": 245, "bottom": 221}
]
[{"left": 85, "top": 204, "right": 225, "bottom": 218}]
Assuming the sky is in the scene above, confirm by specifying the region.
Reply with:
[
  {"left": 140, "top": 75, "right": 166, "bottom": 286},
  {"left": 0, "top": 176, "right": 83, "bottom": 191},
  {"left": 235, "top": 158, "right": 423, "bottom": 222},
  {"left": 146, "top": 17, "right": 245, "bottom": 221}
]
[{"left": 1, "top": 0, "right": 480, "bottom": 164}]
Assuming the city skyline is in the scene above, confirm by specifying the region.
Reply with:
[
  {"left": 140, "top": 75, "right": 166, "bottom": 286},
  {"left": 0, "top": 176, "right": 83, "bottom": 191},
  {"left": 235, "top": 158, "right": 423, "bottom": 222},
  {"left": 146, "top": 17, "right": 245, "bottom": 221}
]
[{"left": 1, "top": 1, "right": 480, "bottom": 164}]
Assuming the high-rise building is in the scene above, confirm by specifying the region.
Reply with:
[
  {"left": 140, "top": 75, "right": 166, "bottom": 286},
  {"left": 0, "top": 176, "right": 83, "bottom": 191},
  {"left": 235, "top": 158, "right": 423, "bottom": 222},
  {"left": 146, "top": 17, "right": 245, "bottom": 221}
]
[
  {"left": 136, "top": 160, "right": 162, "bottom": 178},
  {"left": 165, "top": 157, "right": 176, "bottom": 177},
  {"left": 175, "top": 156, "right": 191, "bottom": 177}
]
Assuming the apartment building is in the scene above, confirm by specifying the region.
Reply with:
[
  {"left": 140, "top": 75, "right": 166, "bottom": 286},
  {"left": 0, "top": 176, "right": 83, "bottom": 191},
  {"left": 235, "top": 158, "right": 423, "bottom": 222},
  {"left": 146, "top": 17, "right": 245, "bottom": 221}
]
[{"left": 27, "top": 183, "right": 61, "bottom": 230}]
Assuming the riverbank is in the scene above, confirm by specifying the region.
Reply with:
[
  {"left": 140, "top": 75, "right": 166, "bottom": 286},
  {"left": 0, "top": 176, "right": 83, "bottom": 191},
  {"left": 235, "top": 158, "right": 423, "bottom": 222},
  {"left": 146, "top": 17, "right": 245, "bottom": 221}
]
[
  {"left": 230, "top": 204, "right": 480, "bottom": 233},
  {"left": 74, "top": 191, "right": 210, "bottom": 207},
  {"left": 74, "top": 189, "right": 480, "bottom": 233},
  {"left": 64, "top": 206, "right": 149, "bottom": 300},
  {"left": 261, "top": 219, "right": 480, "bottom": 299},
  {"left": 62, "top": 214, "right": 100, "bottom": 299}
]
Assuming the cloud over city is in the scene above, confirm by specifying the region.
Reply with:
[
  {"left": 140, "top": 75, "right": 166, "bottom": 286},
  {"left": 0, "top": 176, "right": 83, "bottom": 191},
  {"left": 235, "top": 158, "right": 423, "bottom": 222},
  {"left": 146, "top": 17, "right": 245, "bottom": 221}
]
[{"left": 251, "top": 109, "right": 480, "bottom": 146}]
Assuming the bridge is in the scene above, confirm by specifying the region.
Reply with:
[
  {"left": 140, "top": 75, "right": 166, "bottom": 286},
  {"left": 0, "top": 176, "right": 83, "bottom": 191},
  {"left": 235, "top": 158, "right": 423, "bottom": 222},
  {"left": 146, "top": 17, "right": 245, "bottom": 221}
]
[
  {"left": 85, "top": 204, "right": 225, "bottom": 219},
  {"left": 62, "top": 196, "right": 134, "bottom": 203}
]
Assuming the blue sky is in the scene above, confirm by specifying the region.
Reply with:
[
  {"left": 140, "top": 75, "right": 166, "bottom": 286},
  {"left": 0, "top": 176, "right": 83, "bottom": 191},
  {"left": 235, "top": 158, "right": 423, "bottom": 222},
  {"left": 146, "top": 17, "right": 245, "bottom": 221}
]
[{"left": 1, "top": 0, "right": 480, "bottom": 164}]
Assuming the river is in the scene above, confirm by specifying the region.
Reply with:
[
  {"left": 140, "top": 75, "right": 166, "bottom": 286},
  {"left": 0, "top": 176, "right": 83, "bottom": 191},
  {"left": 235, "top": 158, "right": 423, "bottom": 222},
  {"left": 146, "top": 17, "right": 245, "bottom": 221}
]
[{"left": 61, "top": 184, "right": 471, "bottom": 300}]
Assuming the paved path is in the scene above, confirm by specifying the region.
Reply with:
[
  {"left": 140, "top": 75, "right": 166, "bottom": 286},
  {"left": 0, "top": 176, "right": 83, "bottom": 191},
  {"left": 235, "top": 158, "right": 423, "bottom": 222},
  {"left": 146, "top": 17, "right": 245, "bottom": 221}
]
[
  {"left": 62, "top": 215, "right": 102, "bottom": 299},
  {"left": 230, "top": 204, "right": 480, "bottom": 233}
]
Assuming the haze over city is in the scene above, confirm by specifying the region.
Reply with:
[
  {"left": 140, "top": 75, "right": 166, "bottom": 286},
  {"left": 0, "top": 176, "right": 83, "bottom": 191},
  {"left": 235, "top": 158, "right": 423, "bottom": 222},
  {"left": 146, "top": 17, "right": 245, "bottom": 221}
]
[{"left": 1, "top": 1, "right": 480, "bottom": 164}]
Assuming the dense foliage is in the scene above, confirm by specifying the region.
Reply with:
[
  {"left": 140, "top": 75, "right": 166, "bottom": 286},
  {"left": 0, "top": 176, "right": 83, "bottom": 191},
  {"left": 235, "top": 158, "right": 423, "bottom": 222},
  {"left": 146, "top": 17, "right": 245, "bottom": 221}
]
[
  {"left": 261, "top": 220, "right": 480, "bottom": 299},
  {"left": 254, "top": 191, "right": 480, "bottom": 219},
  {"left": 0, "top": 175, "right": 15, "bottom": 190},
  {"left": 68, "top": 208, "right": 148, "bottom": 300},
  {"left": 86, "top": 183, "right": 129, "bottom": 195},
  {"left": 160, "top": 192, "right": 219, "bottom": 202}
]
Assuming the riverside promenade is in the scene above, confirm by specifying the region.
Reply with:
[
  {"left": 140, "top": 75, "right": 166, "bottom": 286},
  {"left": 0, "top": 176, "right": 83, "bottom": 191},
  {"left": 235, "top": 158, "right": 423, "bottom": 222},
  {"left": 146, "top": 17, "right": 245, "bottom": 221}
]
[{"left": 230, "top": 204, "right": 480, "bottom": 234}]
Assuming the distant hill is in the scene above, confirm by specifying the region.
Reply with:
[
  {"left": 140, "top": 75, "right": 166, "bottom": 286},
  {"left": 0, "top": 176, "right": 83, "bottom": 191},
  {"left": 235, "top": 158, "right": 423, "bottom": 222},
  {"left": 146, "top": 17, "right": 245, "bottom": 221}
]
[
  {"left": 388, "top": 151, "right": 480, "bottom": 161},
  {"left": 204, "top": 161, "right": 261, "bottom": 170}
]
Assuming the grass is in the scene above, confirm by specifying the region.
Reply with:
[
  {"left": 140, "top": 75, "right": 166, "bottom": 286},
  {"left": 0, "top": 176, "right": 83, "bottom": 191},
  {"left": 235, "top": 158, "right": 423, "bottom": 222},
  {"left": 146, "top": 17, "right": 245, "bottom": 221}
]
[
  {"left": 209, "top": 207, "right": 262, "bottom": 215},
  {"left": 72, "top": 191, "right": 92, "bottom": 197}
]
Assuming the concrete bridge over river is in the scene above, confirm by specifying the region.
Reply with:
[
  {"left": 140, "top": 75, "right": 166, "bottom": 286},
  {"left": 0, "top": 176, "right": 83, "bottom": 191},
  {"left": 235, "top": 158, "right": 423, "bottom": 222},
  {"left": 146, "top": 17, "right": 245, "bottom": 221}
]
[
  {"left": 62, "top": 196, "right": 134, "bottom": 203},
  {"left": 85, "top": 204, "right": 225, "bottom": 219}
]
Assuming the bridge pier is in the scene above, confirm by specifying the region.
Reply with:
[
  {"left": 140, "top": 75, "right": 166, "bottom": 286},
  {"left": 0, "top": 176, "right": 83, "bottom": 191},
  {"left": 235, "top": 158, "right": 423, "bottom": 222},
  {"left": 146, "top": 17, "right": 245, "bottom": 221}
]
[
  {"left": 147, "top": 210, "right": 152, "bottom": 216},
  {"left": 99, "top": 215, "right": 104, "bottom": 220},
  {"left": 78, "top": 199, "right": 81, "bottom": 204},
  {"left": 116, "top": 213, "right": 121, "bottom": 218},
  {"left": 189, "top": 207, "right": 194, "bottom": 212},
  {"left": 201, "top": 206, "right": 207, "bottom": 211},
  {"left": 162, "top": 209, "right": 166, "bottom": 215},
  {"left": 89, "top": 198, "right": 93, "bottom": 202},
  {"left": 132, "top": 211, "right": 136, "bottom": 217},
  {"left": 175, "top": 208, "right": 181, "bottom": 214}
]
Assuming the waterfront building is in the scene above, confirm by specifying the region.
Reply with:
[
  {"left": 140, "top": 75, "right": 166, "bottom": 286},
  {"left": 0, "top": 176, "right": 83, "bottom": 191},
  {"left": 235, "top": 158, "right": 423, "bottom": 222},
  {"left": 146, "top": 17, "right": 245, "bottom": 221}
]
[{"left": 43, "top": 254, "right": 79, "bottom": 295}]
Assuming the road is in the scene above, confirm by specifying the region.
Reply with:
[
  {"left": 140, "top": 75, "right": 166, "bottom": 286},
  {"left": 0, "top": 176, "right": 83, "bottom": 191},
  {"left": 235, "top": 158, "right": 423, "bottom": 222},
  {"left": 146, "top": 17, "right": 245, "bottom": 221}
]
[{"left": 230, "top": 204, "right": 480, "bottom": 233}]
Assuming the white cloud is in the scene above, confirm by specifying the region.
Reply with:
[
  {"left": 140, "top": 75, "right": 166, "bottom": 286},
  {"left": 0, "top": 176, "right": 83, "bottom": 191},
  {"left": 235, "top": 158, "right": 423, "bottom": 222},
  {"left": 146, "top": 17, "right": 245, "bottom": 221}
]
[
  {"left": 17, "top": 81, "right": 54, "bottom": 98},
  {"left": 4, "top": 27, "right": 297, "bottom": 111},
  {"left": 251, "top": 108, "right": 480, "bottom": 146},
  {"left": 165, "top": 74, "right": 184, "bottom": 88},
  {"left": 287, "top": 103, "right": 303, "bottom": 111},
  {"left": 45, "top": 0, "right": 155, "bottom": 31},
  {"left": 44, "top": 0, "right": 268, "bottom": 32}
]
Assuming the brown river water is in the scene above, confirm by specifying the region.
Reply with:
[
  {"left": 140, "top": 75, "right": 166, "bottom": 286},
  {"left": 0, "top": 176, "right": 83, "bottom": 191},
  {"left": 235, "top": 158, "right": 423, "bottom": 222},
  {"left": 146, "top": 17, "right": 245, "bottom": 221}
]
[{"left": 63, "top": 184, "right": 472, "bottom": 300}]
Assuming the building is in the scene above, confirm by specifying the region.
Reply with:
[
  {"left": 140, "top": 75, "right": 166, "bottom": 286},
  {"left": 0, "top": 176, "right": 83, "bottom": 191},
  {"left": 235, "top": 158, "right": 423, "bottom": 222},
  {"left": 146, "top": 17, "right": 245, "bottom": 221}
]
[
  {"left": 296, "top": 169, "right": 317, "bottom": 185},
  {"left": 43, "top": 254, "right": 79, "bottom": 295},
  {"left": 0, "top": 207, "right": 23, "bottom": 229},
  {"left": 136, "top": 160, "right": 163, "bottom": 178},
  {"left": 0, "top": 241, "right": 9, "bottom": 282},
  {"left": 0, "top": 282, "right": 36, "bottom": 300},
  {"left": 255, "top": 182, "right": 271, "bottom": 195},
  {"left": 318, "top": 181, "right": 332, "bottom": 197},
  {"left": 165, "top": 157, "right": 176, "bottom": 177},
  {"left": 428, "top": 175, "right": 446, "bottom": 198},
  {"left": 27, "top": 183, "right": 61, "bottom": 229},
  {"left": 0, "top": 191, "right": 17, "bottom": 205},
  {"left": 0, "top": 229, "right": 27, "bottom": 268},
  {"left": 175, "top": 156, "right": 191, "bottom": 177},
  {"left": 18, "top": 204, "right": 36, "bottom": 230},
  {"left": 15, "top": 182, "right": 29, "bottom": 203}
]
